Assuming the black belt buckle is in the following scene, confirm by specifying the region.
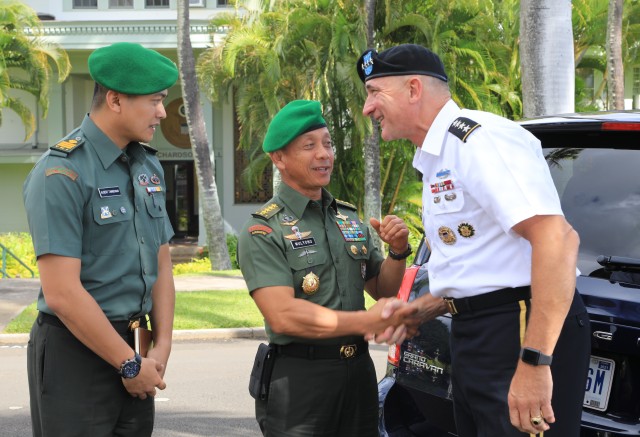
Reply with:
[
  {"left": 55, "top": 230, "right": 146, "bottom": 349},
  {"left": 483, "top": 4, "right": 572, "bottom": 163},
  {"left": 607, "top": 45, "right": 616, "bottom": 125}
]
[
  {"left": 340, "top": 344, "right": 357, "bottom": 359},
  {"left": 443, "top": 298, "right": 458, "bottom": 315}
]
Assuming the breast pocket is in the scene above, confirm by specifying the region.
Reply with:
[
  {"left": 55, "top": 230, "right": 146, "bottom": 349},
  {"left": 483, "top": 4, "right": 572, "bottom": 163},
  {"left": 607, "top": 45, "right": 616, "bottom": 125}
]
[
  {"left": 431, "top": 188, "right": 465, "bottom": 215},
  {"left": 285, "top": 249, "right": 327, "bottom": 298},
  {"left": 90, "top": 200, "right": 134, "bottom": 256}
]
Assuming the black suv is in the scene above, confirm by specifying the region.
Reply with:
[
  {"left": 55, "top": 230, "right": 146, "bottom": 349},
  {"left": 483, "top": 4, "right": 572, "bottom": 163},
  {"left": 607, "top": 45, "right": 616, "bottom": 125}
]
[{"left": 378, "top": 112, "right": 640, "bottom": 436}]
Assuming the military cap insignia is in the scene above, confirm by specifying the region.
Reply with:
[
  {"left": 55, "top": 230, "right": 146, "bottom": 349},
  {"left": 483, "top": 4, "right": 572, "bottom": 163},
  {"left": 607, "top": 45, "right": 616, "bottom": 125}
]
[
  {"left": 248, "top": 224, "right": 272, "bottom": 236},
  {"left": 45, "top": 167, "right": 78, "bottom": 181},
  {"left": 252, "top": 203, "right": 283, "bottom": 220},
  {"left": 50, "top": 137, "right": 84, "bottom": 155},
  {"left": 448, "top": 117, "right": 481, "bottom": 142}
]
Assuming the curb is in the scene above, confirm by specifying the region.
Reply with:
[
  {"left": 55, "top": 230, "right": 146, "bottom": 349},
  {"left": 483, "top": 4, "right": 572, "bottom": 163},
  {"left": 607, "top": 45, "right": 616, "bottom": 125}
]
[{"left": 0, "top": 327, "right": 267, "bottom": 346}]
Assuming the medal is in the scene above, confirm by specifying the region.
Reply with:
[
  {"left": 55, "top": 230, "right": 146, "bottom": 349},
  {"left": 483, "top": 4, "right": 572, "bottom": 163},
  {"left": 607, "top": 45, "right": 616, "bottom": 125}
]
[
  {"left": 361, "top": 245, "right": 367, "bottom": 255},
  {"left": 302, "top": 272, "right": 320, "bottom": 295},
  {"left": 150, "top": 174, "right": 161, "bottom": 185},
  {"left": 350, "top": 245, "right": 358, "bottom": 255},
  {"left": 458, "top": 223, "right": 475, "bottom": 238},
  {"left": 138, "top": 174, "right": 149, "bottom": 186},
  {"left": 438, "top": 226, "right": 457, "bottom": 245}
]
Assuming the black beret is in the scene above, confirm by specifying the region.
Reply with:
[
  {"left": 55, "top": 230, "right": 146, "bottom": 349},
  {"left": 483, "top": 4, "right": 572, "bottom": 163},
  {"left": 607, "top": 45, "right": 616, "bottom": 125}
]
[
  {"left": 88, "top": 42, "right": 178, "bottom": 95},
  {"left": 357, "top": 44, "right": 448, "bottom": 83}
]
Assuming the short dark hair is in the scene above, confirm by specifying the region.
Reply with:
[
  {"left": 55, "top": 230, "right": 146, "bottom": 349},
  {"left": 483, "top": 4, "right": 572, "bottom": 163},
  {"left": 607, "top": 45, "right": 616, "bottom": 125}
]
[{"left": 91, "top": 82, "right": 109, "bottom": 110}]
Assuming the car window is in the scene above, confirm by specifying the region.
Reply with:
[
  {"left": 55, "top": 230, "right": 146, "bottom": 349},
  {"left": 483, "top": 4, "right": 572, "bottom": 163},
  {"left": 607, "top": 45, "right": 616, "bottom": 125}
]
[{"left": 545, "top": 147, "right": 640, "bottom": 277}]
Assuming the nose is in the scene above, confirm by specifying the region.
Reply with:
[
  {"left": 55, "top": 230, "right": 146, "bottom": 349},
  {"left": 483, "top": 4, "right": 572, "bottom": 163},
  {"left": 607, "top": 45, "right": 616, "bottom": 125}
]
[
  {"left": 362, "top": 96, "right": 374, "bottom": 117},
  {"left": 158, "top": 102, "right": 167, "bottom": 120}
]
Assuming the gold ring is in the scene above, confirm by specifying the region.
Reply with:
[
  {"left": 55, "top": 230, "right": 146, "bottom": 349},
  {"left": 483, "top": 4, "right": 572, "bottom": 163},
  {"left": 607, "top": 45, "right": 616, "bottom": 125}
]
[{"left": 530, "top": 415, "right": 543, "bottom": 426}]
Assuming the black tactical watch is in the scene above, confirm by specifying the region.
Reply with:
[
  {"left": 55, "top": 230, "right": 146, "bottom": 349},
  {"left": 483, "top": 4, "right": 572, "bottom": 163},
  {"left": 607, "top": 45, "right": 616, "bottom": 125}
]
[
  {"left": 119, "top": 353, "right": 142, "bottom": 379},
  {"left": 388, "top": 243, "right": 412, "bottom": 261},
  {"left": 519, "top": 347, "right": 553, "bottom": 366}
]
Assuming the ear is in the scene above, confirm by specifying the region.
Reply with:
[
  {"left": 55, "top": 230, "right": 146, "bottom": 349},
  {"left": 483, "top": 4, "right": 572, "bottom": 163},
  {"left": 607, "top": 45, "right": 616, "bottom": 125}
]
[
  {"left": 269, "top": 151, "right": 286, "bottom": 171},
  {"left": 105, "top": 90, "right": 122, "bottom": 113},
  {"left": 407, "top": 77, "right": 423, "bottom": 102}
]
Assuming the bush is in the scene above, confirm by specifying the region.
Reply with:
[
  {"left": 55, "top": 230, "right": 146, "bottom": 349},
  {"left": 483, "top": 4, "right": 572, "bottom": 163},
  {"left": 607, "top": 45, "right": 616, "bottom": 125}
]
[
  {"left": 172, "top": 233, "right": 239, "bottom": 275},
  {"left": 0, "top": 233, "right": 38, "bottom": 278}
]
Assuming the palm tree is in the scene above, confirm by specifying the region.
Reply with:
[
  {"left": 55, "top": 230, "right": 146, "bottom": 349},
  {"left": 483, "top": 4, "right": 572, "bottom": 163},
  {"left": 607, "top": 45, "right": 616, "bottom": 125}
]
[
  {"left": 0, "top": 0, "right": 70, "bottom": 140},
  {"left": 520, "top": 0, "right": 575, "bottom": 117},
  {"left": 176, "top": 0, "right": 231, "bottom": 270},
  {"left": 606, "top": 0, "right": 624, "bottom": 110}
]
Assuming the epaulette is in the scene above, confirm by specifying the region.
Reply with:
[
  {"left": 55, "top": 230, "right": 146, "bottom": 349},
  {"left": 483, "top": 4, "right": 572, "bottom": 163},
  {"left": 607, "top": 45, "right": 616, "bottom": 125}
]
[
  {"left": 141, "top": 143, "right": 158, "bottom": 155},
  {"left": 49, "top": 136, "right": 84, "bottom": 156},
  {"left": 336, "top": 199, "right": 357, "bottom": 211},
  {"left": 448, "top": 117, "right": 481, "bottom": 142},
  {"left": 252, "top": 202, "right": 283, "bottom": 220}
]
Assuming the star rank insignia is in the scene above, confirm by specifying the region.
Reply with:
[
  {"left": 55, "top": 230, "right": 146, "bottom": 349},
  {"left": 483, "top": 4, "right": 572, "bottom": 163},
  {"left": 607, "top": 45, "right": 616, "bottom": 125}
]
[{"left": 448, "top": 117, "right": 481, "bottom": 142}]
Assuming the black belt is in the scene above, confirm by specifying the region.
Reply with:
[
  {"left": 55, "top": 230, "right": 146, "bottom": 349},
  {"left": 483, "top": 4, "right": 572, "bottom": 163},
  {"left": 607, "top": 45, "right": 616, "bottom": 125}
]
[
  {"left": 273, "top": 340, "right": 368, "bottom": 360},
  {"left": 443, "top": 286, "right": 531, "bottom": 316},
  {"left": 37, "top": 311, "right": 146, "bottom": 335}
]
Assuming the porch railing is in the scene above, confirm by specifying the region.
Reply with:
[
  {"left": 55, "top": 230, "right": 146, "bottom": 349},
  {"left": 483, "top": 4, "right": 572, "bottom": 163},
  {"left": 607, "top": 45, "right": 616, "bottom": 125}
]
[{"left": 0, "top": 242, "right": 35, "bottom": 278}]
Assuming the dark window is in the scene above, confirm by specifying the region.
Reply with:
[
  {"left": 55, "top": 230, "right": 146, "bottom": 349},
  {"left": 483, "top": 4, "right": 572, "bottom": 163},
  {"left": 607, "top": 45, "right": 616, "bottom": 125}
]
[
  {"left": 73, "top": 0, "right": 97, "bottom": 8},
  {"left": 233, "top": 112, "right": 272, "bottom": 204},
  {"left": 109, "top": 0, "right": 133, "bottom": 7},
  {"left": 146, "top": 0, "right": 170, "bottom": 7},
  {"left": 217, "top": 0, "right": 229, "bottom": 6}
]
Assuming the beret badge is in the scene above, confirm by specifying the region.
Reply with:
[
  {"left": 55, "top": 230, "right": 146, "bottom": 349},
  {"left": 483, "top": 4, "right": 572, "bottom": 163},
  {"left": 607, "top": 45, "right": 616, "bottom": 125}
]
[{"left": 362, "top": 51, "right": 375, "bottom": 77}]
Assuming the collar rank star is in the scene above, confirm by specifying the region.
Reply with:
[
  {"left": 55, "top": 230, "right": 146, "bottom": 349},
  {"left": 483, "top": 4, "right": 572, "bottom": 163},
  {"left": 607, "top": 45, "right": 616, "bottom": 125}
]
[{"left": 285, "top": 226, "right": 316, "bottom": 250}]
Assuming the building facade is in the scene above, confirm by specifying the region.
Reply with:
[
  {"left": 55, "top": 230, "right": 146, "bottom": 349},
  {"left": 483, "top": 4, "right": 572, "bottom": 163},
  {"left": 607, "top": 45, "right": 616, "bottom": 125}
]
[{"left": 1, "top": 0, "right": 265, "bottom": 246}]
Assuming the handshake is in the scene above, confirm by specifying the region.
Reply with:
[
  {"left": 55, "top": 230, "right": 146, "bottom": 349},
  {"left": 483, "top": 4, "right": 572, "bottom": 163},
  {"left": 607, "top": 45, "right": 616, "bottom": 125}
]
[{"left": 363, "top": 295, "right": 447, "bottom": 345}]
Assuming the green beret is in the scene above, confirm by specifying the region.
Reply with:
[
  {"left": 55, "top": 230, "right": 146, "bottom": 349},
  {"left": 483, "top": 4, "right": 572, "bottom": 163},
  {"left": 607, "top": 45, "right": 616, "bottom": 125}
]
[
  {"left": 88, "top": 42, "right": 178, "bottom": 95},
  {"left": 263, "top": 100, "right": 327, "bottom": 153}
]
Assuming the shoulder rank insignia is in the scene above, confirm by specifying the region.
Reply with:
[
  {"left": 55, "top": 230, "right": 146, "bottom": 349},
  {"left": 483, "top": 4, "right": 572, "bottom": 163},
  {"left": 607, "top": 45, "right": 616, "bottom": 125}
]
[
  {"left": 336, "top": 199, "right": 357, "bottom": 211},
  {"left": 448, "top": 117, "right": 481, "bottom": 142},
  {"left": 141, "top": 143, "right": 158, "bottom": 155},
  {"left": 252, "top": 202, "right": 283, "bottom": 220},
  {"left": 50, "top": 137, "right": 84, "bottom": 155}
]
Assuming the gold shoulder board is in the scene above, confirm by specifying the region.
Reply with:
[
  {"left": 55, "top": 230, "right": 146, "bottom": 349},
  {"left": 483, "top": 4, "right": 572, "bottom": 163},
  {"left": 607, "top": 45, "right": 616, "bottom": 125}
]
[
  {"left": 336, "top": 199, "right": 357, "bottom": 211},
  {"left": 252, "top": 202, "right": 283, "bottom": 220},
  {"left": 50, "top": 137, "right": 84, "bottom": 156}
]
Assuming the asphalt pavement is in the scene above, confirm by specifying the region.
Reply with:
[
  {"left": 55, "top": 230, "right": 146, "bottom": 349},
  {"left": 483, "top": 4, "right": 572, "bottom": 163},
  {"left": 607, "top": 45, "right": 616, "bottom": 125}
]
[{"left": 0, "top": 275, "right": 266, "bottom": 345}]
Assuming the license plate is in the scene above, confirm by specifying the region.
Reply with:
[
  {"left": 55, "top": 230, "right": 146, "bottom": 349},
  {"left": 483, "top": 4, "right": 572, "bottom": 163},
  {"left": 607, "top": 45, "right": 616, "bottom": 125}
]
[{"left": 583, "top": 355, "right": 615, "bottom": 412}]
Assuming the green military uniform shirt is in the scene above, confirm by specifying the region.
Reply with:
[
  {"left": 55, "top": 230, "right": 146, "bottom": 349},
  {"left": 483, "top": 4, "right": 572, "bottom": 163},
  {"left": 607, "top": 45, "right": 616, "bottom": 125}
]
[
  {"left": 23, "top": 115, "right": 174, "bottom": 320},
  {"left": 238, "top": 182, "right": 385, "bottom": 346}
]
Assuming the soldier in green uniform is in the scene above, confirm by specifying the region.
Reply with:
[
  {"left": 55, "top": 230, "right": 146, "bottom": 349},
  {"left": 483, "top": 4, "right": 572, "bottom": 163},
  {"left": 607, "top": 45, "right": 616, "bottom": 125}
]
[
  {"left": 23, "top": 42, "right": 177, "bottom": 437},
  {"left": 238, "top": 100, "right": 414, "bottom": 437}
]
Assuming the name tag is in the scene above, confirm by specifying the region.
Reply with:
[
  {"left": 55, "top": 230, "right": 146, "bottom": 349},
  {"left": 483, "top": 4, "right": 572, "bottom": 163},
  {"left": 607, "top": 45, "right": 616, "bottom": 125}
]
[
  {"left": 98, "top": 186, "right": 121, "bottom": 198},
  {"left": 291, "top": 237, "right": 316, "bottom": 249}
]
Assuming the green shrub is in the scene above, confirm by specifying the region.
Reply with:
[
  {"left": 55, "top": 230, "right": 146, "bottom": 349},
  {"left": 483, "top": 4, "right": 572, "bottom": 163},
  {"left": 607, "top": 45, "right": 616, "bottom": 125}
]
[{"left": 0, "top": 232, "right": 38, "bottom": 278}]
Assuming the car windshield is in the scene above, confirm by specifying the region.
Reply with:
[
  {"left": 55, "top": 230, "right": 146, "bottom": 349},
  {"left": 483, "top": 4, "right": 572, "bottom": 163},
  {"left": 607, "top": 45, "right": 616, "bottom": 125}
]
[{"left": 545, "top": 147, "right": 640, "bottom": 277}]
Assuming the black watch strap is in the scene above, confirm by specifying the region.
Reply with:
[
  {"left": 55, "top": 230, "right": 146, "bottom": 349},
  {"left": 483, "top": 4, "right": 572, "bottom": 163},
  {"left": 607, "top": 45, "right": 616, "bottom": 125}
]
[
  {"left": 519, "top": 347, "right": 553, "bottom": 366},
  {"left": 388, "top": 243, "right": 412, "bottom": 261}
]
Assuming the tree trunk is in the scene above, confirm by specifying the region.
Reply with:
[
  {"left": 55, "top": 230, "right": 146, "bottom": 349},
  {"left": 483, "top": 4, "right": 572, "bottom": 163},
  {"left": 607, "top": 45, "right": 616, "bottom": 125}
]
[
  {"left": 606, "top": 0, "right": 624, "bottom": 110},
  {"left": 176, "top": 0, "right": 231, "bottom": 270},
  {"left": 520, "top": 0, "right": 575, "bottom": 117},
  {"left": 363, "top": 0, "right": 383, "bottom": 252}
]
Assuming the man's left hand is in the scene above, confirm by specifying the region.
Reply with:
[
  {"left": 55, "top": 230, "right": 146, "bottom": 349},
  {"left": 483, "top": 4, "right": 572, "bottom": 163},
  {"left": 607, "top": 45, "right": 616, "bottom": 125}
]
[{"left": 370, "top": 215, "right": 409, "bottom": 253}]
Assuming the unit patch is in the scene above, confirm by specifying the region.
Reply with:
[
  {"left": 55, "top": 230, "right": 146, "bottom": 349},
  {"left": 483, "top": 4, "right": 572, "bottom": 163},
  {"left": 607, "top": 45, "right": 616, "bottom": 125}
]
[
  {"left": 45, "top": 167, "right": 78, "bottom": 181},
  {"left": 248, "top": 224, "right": 273, "bottom": 236},
  {"left": 448, "top": 117, "right": 481, "bottom": 142}
]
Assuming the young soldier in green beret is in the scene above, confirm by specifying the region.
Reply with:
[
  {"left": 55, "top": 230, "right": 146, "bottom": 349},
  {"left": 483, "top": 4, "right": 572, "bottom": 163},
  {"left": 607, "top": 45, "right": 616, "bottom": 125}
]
[
  {"left": 23, "top": 42, "right": 178, "bottom": 437},
  {"left": 238, "top": 99, "right": 414, "bottom": 437}
]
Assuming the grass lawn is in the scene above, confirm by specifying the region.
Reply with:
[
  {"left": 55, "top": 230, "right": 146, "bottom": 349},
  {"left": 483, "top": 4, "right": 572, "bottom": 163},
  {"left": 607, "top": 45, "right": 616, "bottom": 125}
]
[{"left": 3, "top": 286, "right": 376, "bottom": 333}]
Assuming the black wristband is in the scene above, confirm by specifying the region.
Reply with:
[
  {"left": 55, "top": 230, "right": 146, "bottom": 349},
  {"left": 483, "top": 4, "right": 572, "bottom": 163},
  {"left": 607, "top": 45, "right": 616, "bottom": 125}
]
[{"left": 388, "top": 243, "right": 412, "bottom": 261}]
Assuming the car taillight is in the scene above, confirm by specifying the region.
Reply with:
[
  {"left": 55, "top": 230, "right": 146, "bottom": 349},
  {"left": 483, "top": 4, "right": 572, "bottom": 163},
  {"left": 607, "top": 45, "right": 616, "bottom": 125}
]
[
  {"left": 386, "top": 265, "right": 421, "bottom": 367},
  {"left": 601, "top": 122, "right": 640, "bottom": 131},
  {"left": 388, "top": 343, "right": 401, "bottom": 366}
]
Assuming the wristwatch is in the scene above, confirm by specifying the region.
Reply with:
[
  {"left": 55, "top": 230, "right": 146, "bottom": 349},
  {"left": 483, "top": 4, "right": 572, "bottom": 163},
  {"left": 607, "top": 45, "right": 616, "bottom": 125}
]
[
  {"left": 519, "top": 347, "right": 553, "bottom": 366},
  {"left": 388, "top": 243, "right": 412, "bottom": 261},
  {"left": 119, "top": 353, "right": 142, "bottom": 379}
]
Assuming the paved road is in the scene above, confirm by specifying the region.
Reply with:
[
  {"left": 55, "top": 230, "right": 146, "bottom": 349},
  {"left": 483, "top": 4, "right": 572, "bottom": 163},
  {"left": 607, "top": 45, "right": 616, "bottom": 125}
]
[{"left": 0, "top": 338, "right": 391, "bottom": 437}]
